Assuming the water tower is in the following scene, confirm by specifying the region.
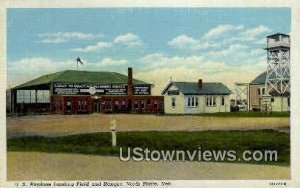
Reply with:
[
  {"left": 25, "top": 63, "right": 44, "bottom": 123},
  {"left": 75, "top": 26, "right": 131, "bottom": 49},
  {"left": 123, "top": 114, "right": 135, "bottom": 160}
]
[{"left": 265, "top": 33, "right": 290, "bottom": 95}]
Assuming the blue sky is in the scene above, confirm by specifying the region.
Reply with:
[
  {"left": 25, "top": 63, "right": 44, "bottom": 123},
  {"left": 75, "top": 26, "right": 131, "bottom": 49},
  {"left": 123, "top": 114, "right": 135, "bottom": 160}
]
[{"left": 7, "top": 8, "right": 291, "bottom": 94}]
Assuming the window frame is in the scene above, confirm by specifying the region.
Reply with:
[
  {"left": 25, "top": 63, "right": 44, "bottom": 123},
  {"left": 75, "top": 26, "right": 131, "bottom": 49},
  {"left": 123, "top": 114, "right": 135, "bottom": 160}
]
[
  {"left": 140, "top": 100, "right": 145, "bottom": 109},
  {"left": 66, "top": 100, "right": 72, "bottom": 112},
  {"left": 221, "top": 96, "right": 225, "bottom": 106},
  {"left": 82, "top": 101, "right": 87, "bottom": 111},
  {"left": 206, "top": 96, "right": 216, "bottom": 107},
  {"left": 258, "top": 87, "right": 266, "bottom": 96},
  {"left": 187, "top": 97, "right": 198, "bottom": 108},
  {"left": 78, "top": 100, "right": 82, "bottom": 111},
  {"left": 171, "top": 97, "right": 176, "bottom": 108}
]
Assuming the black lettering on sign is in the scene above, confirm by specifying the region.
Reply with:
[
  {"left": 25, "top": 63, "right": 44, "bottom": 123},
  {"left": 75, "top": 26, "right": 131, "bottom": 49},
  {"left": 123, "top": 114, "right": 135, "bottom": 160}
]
[
  {"left": 53, "top": 83, "right": 152, "bottom": 96},
  {"left": 53, "top": 82, "right": 128, "bottom": 95},
  {"left": 133, "top": 85, "right": 151, "bottom": 95}
]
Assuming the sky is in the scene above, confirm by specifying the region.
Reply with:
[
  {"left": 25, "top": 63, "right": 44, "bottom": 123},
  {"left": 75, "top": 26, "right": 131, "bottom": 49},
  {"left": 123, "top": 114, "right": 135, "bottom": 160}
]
[{"left": 7, "top": 8, "right": 291, "bottom": 95}]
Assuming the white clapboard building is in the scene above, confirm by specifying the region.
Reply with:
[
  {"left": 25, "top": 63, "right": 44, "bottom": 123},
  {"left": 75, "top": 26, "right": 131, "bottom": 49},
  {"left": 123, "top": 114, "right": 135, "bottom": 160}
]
[{"left": 161, "top": 79, "right": 232, "bottom": 114}]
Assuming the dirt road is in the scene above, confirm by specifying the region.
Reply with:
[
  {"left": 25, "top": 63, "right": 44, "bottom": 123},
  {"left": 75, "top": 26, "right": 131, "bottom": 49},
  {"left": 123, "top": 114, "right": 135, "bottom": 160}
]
[
  {"left": 7, "top": 152, "right": 290, "bottom": 180},
  {"left": 7, "top": 114, "right": 289, "bottom": 137}
]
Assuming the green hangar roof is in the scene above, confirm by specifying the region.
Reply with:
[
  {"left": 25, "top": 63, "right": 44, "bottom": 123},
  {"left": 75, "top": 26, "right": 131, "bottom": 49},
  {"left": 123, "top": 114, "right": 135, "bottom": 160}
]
[
  {"left": 13, "top": 70, "right": 149, "bottom": 90},
  {"left": 250, "top": 72, "right": 266, "bottom": 85},
  {"left": 162, "top": 82, "right": 232, "bottom": 95}
]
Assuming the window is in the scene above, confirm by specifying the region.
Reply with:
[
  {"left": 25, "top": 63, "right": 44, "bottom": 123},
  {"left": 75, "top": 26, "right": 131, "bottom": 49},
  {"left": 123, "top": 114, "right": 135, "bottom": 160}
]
[
  {"left": 288, "top": 97, "right": 290, "bottom": 107},
  {"left": 121, "top": 100, "right": 126, "bottom": 109},
  {"left": 258, "top": 87, "right": 266, "bottom": 96},
  {"left": 66, "top": 100, "right": 72, "bottom": 112},
  {"left": 82, "top": 101, "right": 87, "bottom": 111},
  {"left": 134, "top": 100, "right": 138, "bottom": 108},
  {"left": 105, "top": 100, "right": 112, "bottom": 110},
  {"left": 221, "top": 96, "right": 225, "bottom": 106},
  {"left": 141, "top": 100, "right": 145, "bottom": 109},
  {"left": 188, "top": 97, "right": 198, "bottom": 107},
  {"left": 206, "top": 96, "right": 216, "bottom": 107},
  {"left": 77, "top": 100, "right": 87, "bottom": 111},
  {"left": 78, "top": 100, "right": 82, "bottom": 111},
  {"left": 271, "top": 98, "right": 274, "bottom": 102},
  {"left": 55, "top": 102, "right": 59, "bottom": 111},
  {"left": 171, "top": 97, "right": 176, "bottom": 107},
  {"left": 153, "top": 100, "right": 158, "bottom": 109}
]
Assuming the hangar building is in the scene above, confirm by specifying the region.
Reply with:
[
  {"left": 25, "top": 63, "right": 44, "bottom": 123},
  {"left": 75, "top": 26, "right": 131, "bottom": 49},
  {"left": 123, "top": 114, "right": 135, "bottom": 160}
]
[{"left": 9, "top": 68, "right": 163, "bottom": 115}]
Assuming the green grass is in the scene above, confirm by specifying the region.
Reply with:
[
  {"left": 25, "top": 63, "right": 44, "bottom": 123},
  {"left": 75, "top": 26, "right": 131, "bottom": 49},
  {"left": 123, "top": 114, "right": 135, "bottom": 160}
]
[
  {"left": 160, "top": 111, "right": 290, "bottom": 117},
  {"left": 7, "top": 130, "right": 289, "bottom": 166}
]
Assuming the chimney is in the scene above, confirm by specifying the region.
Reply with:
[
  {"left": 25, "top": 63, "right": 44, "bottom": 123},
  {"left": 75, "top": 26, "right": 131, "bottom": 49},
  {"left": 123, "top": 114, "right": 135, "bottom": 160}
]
[
  {"left": 128, "top": 67, "right": 133, "bottom": 96},
  {"left": 198, "top": 79, "right": 203, "bottom": 89}
]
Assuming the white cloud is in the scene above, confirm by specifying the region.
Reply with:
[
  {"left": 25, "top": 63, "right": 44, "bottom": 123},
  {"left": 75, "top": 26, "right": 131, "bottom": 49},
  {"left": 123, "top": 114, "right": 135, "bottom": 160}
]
[
  {"left": 203, "top": 24, "right": 244, "bottom": 39},
  {"left": 7, "top": 57, "right": 76, "bottom": 87},
  {"left": 225, "top": 25, "right": 271, "bottom": 44},
  {"left": 97, "top": 58, "right": 127, "bottom": 67},
  {"left": 38, "top": 32, "right": 103, "bottom": 43},
  {"left": 241, "top": 25, "right": 271, "bottom": 39},
  {"left": 252, "top": 38, "right": 266, "bottom": 45},
  {"left": 135, "top": 65, "right": 264, "bottom": 96},
  {"left": 114, "top": 33, "right": 143, "bottom": 47},
  {"left": 140, "top": 53, "right": 205, "bottom": 69},
  {"left": 202, "top": 43, "right": 266, "bottom": 65},
  {"left": 7, "top": 56, "right": 129, "bottom": 88},
  {"left": 134, "top": 50, "right": 268, "bottom": 95},
  {"left": 7, "top": 54, "right": 268, "bottom": 98},
  {"left": 9, "top": 57, "right": 58, "bottom": 73},
  {"left": 39, "top": 38, "right": 67, "bottom": 44},
  {"left": 168, "top": 35, "right": 199, "bottom": 47},
  {"left": 168, "top": 35, "right": 220, "bottom": 50},
  {"left": 250, "top": 48, "right": 265, "bottom": 56},
  {"left": 139, "top": 45, "right": 265, "bottom": 72},
  {"left": 70, "top": 33, "right": 143, "bottom": 53},
  {"left": 205, "top": 44, "right": 248, "bottom": 56},
  {"left": 168, "top": 25, "right": 270, "bottom": 53},
  {"left": 140, "top": 53, "right": 165, "bottom": 62},
  {"left": 70, "top": 42, "right": 112, "bottom": 52}
]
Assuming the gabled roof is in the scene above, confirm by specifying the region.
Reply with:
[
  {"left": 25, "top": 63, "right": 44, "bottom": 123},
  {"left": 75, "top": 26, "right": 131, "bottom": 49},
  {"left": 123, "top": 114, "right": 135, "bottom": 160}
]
[
  {"left": 162, "top": 81, "right": 232, "bottom": 95},
  {"left": 250, "top": 72, "right": 266, "bottom": 85},
  {"left": 13, "top": 70, "right": 148, "bottom": 90}
]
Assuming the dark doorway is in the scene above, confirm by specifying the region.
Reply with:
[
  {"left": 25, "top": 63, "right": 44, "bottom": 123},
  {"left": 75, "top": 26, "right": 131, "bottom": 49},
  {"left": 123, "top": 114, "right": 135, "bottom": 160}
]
[
  {"left": 66, "top": 100, "right": 72, "bottom": 113},
  {"left": 128, "top": 100, "right": 132, "bottom": 112},
  {"left": 92, "top": 100, "right": 100, "bottom": 113}
]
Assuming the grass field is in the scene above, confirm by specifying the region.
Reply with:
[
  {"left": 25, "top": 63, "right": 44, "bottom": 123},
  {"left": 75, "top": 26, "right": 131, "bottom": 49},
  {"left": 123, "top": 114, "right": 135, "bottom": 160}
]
[{"left": 7, "top": 130, "right": 289, "bottom": 166}]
